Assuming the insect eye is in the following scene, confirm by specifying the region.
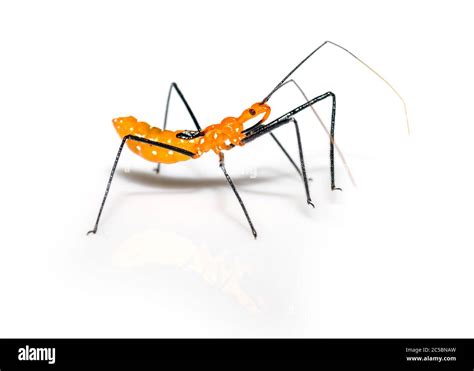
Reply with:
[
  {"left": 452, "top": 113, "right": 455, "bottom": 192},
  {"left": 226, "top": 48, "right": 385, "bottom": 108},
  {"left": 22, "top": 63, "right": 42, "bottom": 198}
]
[{"left": 249, "top": 109, "right": 256, "bottom": 115}]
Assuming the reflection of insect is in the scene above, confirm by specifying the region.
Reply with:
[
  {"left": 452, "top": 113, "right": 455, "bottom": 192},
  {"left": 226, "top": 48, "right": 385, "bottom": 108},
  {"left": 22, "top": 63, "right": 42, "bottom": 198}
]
[{"left": 88, "top": 41, "right": 408, "bottom": 238}]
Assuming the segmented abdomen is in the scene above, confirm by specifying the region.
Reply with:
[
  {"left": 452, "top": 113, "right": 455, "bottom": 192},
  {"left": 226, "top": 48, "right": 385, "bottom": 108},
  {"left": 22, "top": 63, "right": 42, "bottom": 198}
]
[{"left": 112, "top": 116, "right": 197, "bottom": 164}]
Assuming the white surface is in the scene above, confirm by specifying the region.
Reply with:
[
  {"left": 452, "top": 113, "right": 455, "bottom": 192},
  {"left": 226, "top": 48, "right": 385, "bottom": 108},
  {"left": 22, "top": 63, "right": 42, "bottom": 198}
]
[{"left": 0, "top": 0, "right": 473, "bottom": 337}]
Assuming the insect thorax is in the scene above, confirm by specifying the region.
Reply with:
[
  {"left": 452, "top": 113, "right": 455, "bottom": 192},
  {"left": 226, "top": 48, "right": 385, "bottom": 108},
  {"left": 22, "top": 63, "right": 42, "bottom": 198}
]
[{"left": 194, "top": 118, "right": 245, "bottom": 155}]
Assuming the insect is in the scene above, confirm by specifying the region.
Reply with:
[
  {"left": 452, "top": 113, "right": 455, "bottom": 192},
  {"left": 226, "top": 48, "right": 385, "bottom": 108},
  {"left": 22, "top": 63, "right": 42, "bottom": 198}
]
[{"left": 87, "top": 41, "right": 408, "bottom": 238}]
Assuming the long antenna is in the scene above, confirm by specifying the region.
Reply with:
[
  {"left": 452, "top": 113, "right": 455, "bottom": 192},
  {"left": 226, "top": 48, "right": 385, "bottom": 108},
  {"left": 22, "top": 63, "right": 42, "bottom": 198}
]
[{"left": 262, "top": 41, "right": 410, "bottom": 134}]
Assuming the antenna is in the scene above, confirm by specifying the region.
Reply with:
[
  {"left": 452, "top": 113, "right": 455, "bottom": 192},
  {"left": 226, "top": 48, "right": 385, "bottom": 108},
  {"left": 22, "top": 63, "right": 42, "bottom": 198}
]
[{"left": 262, "top": 41, "right": 410, "bottom": 134}]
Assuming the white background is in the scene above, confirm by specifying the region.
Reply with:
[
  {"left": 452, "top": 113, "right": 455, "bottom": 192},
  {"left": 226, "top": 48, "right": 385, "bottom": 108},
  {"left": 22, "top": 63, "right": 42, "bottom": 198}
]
[{"left": 1, "top": 0, "right": 473, "bottom": 337}]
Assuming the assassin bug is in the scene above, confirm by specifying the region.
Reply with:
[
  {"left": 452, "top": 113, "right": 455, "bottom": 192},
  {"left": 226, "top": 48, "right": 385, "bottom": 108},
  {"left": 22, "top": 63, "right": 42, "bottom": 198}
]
[{"left": 87, "top": 41, "right": 408, "bottom": 238}]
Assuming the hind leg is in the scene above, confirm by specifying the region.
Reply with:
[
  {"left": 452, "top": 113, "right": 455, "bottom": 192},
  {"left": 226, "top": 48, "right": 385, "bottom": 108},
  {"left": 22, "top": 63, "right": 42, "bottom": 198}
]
[
  {"left": 88, "top": 135, "right": 195, "bottom": 235},
  {"left": 155, "top": 82, "right": 201, "bottom": 173}
]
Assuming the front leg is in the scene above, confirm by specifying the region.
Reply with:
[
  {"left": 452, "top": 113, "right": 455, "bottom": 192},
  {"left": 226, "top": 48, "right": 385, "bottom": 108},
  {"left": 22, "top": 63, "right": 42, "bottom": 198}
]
[{"left": 243, "top": 91, "right": 343, "bottom": 192}]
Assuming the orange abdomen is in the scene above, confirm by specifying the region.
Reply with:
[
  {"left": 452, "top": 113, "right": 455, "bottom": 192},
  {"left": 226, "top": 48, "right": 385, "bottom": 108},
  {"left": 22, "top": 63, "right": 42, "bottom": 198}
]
[{"left": 112, "top": 117, "right": 197, "bottom": 164}]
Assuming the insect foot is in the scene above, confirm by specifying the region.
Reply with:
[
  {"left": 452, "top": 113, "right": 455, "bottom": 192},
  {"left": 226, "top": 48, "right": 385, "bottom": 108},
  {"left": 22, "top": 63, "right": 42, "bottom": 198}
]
[
  {"left": 252, "top": 228, "right": 258, "bottom": 239},
  {"left": 87, "top": 229, "right": 97, "bottom": 236},
  {"left": 331, "top": 186, "right": 343, "bottom": 191},
  {"left": 154, "top": 163, "right": 161, "bottom": 174},
  {"left": 307, "top": 200, "right": 315, "bottom": 208}
]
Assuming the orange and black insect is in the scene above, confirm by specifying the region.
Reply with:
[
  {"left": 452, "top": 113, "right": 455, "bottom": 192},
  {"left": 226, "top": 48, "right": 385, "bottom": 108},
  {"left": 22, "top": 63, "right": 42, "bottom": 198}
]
[{"left": 87, "top": 41, "right": 407, "bottom": 238}]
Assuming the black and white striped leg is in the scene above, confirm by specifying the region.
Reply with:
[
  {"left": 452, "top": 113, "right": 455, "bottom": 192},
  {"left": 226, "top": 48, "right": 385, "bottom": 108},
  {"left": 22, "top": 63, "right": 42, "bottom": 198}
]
[
  {"left": 244, "top": 91, "right": 341, "bottom": 192},
  {"left": 88, "top": 135, "right": 195, "bottom": 235},
  {"left": 290, "top": 117, "right": 315, "bottom": 207},
  {"left": 218, "top": 152, "right": 257, "bottom": 239},
  {"left": 156, "top": 82, "right": 201, "bottom": 173}
]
